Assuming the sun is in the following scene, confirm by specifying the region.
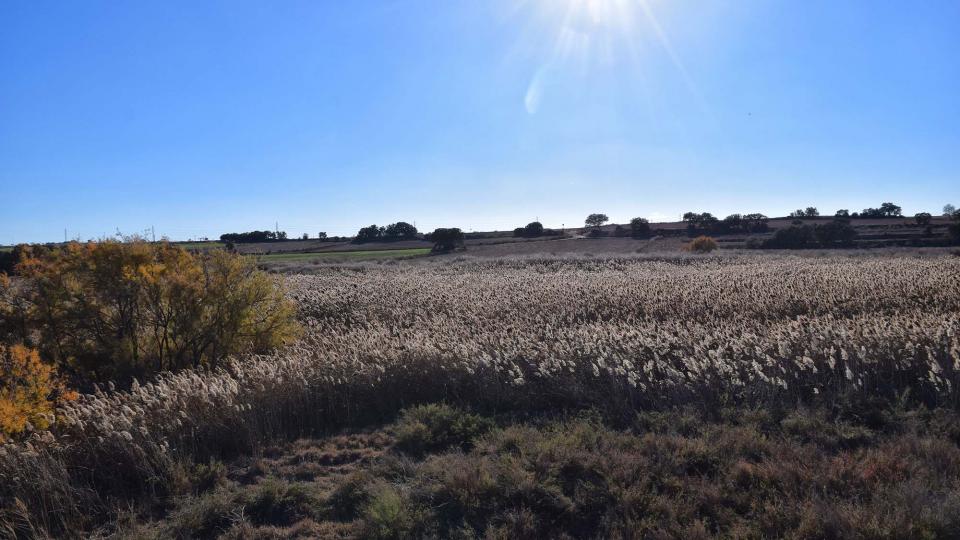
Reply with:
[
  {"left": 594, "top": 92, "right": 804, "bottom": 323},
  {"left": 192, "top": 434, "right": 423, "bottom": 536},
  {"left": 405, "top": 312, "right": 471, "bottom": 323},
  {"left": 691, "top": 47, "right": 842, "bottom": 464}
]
[{"left": 516, "top": 0, "right": 700, "bottom": 115}]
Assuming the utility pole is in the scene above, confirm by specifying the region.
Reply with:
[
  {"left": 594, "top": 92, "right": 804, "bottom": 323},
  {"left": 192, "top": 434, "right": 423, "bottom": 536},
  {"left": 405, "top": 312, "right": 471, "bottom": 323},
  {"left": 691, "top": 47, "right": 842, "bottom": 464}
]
[
  {"left": 64, "top": 228, "right": 67, "bottom": 243},
  {"left": 151, "top": 226, "right": 156, "bottom": 242}
]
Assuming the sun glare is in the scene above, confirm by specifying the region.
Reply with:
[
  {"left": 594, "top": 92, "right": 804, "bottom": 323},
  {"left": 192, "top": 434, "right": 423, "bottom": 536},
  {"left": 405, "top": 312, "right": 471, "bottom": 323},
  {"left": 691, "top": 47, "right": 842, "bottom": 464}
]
[{"left": 517, "top": 0, "right": 702, "bottom": 115}]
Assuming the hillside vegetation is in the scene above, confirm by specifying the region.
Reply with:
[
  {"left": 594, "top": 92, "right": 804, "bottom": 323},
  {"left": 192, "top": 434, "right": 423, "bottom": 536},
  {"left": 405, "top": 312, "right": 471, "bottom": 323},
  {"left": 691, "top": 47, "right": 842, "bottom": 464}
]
[{"left": 1, "top": 252, "right": 959, "bottom": 537}]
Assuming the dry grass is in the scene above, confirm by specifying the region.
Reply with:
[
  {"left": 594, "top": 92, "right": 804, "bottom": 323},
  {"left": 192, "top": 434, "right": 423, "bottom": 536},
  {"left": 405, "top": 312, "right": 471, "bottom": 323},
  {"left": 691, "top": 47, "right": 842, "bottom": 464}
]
[{"left": 1, "top": 253, "right": 959, "bottom": 537}]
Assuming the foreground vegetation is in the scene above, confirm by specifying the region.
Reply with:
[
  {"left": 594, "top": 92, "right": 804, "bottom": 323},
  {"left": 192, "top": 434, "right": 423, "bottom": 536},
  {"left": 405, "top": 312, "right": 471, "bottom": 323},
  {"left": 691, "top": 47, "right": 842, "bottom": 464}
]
[
  {"left": 115, "top": 404, "right": 960, "bottom": 539},
  {"left": 1, "top": 252, "right": 959, "bottom": 537}
]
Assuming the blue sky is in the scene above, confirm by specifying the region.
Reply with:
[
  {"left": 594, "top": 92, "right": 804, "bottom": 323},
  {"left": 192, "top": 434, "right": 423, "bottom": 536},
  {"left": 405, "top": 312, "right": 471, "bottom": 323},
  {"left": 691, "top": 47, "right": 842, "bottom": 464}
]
[{"left": 1, "top": 0, "right": 958, "bottom": 243}]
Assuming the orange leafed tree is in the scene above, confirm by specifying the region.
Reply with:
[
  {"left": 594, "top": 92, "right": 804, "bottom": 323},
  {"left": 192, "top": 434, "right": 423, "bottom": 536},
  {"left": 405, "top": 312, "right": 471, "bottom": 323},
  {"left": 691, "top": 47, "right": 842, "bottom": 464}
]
[{"left": 0, "top": 344, "right": 76, "bottom": 442}]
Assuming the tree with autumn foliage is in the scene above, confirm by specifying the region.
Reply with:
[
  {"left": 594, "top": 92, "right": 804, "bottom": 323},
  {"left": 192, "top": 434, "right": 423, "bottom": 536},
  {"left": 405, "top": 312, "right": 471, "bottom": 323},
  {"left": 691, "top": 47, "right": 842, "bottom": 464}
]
[
  {"left": 11, "top": 240, "right": 300, "bottom": 385},
  {"left": 0, "top": 343, "right": 76, "bottom": 442}
]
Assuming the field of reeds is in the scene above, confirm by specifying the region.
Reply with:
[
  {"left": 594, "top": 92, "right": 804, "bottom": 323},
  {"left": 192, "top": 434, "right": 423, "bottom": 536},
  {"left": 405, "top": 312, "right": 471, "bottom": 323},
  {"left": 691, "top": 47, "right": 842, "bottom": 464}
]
[{"left": 2, "top": 252, "right": 959, "bottom": 538}]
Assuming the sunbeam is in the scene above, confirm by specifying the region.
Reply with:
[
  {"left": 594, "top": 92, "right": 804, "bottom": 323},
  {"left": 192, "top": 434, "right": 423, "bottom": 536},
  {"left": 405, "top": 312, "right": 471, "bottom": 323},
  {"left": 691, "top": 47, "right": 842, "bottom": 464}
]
[{"left": 516, "top": 0, "right": 706, "bottom": 115}]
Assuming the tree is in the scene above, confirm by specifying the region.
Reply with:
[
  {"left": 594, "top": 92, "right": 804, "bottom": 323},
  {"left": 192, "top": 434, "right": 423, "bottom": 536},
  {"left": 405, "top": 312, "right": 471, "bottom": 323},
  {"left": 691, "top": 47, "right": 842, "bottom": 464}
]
[
  {"left": 0, "top": 344, "right": 76, "bottom": 442},
  {"left": 383, "top": 222, "right": 419, "bottom": 241},
  {"left": 429, "top": 228, "right": 464, "bottom": 253},
  {"left": 835, "top": 209, "right": 850, "bottom": 218},
  {"left": 914, "top": 212, "right": 932, "bottom": 227},
  {"left": 944, "top": 204, "right": 956, "bottom": 216},
  {"left": 524, "top": 221, "right": 544, "bottom": 237},
  {"left": 742, "top": 213, "right": 769, "bottom": 233},
  {"left": 805, "top": 207, "right": 820, "bottom": 217},
  {"left": 12, "top": 241, "right": 300, "bottom": 385},
  {"left": 861, "top": 202, "right": 902, "bottom": 218},
  {"left": 682, "top": 212, "right": 719, "bottom": 236},
  {"left": 949, "top": 210, "right": 960, "bottom": 244},
  {"left": 355, "top": 225, "right": 383, "bottom": 243},
  {"left": 879, "top": 202, "right": 902, "bottom": 217},
  {"left": 813, "top": 220, "right": 857, "bottom": 247},
  {"left": 629, "top": 217, "right": 651, "bottom": 238},
  {"left": 585, "top": 214, "right": 609, "bottom": 229},
  {"left": 301, "top": 233, "right": 309, "bottom": 240},
  {"left": 220, "top": 231, "right": 284, "bottom": 243},
  {"left": 318, "top": 232, "right": 327, "bottom": 240}
]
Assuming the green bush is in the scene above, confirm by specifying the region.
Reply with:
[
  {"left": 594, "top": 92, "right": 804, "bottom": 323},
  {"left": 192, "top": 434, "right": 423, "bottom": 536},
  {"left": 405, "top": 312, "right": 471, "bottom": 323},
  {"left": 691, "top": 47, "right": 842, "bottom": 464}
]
[{"left": 393, "top": 404, "right": 495, "bottom": 457}]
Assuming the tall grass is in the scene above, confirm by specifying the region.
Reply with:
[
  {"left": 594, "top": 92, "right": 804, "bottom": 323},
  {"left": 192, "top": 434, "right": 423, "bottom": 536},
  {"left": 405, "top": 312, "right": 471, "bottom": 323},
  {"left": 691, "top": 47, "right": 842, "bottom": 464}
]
[{"left": 1, "top": 254, "right": 958, "bottom": 537}]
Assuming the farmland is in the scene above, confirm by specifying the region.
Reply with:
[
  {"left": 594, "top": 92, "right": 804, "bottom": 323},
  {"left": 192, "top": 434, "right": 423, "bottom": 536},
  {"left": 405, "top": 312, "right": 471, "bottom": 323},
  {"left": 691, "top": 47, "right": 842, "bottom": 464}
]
[
  {"left": 2, "top": 249, "right": 959, "bottom": 538},
  {"left": 257, "top": 248, "right": 431, "bottom": 263}
]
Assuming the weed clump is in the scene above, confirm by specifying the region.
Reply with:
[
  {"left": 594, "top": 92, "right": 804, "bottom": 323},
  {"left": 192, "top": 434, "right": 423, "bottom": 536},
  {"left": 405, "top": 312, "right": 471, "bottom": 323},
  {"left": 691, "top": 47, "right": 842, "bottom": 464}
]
[{"left": 393, "top": 404, "right": 495, "bottom": 457}]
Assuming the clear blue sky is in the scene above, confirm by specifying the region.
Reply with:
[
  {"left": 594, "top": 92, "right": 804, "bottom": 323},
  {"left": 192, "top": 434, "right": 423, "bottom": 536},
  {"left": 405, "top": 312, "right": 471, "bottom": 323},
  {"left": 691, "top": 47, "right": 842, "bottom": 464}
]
[{"left": 1, "top": 0, "right": 958, "bottom": 243}]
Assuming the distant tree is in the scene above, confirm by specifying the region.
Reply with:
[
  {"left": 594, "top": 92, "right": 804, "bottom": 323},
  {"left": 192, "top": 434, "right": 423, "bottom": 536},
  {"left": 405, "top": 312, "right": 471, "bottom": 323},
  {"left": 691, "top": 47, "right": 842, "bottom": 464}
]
[
  {"left": 861, "top": 202, "right": 902, "bottom": 218},
  {"left": 949, "top": 210, "right": 960, "bottom": 244},
  {"left": 813, "top": 220, "right": 857, "bottom": 247},
  {"left": 317, "top": 232, "right": 327, "bottom": 240},
  {"left": 224, "top": 240, "right": 236, "bottom": 252},
  {"left": 762, "top": 220, "right": 857, "bottom": 249},
  {"left": 835, "top": 209, "right": 850, "bottom": 218},
  {"left": 805, "top": 207, "right": 820, "bottom": 217},
  {"left": 383, "top": 222, "right": 419, "bottom": 241},
  {"left": 301, "top": 233, "right": 309, "bottom": 240},
  {"left": 914, "top": 212, "right": 932, "bottom": 227},
  {"left": 742, "top": 213, "right": 769, "bottom": 233},
  {"left": 355, "top": 225, "right": 383, "bottom": 243},
  {"left": 764, "top": 224, "right": 816, "bottom": 249},
  {"left": 524, "top": 221, "right": 544, "bottom": 237},
  {"left": 585, "top": 214, "right": 609, "bottom": 230},
  {"left": 789, "top": 209, "right": 806, "bottom": 218},
  {"left": 220, "top": 230, "right": 284, "bottom": 243},
  {"left": 879, "top": 202, "right": 902, "bottom": 217},
  {"left": 944, "top": 204, "right": 956, "bottom": 216},
  {"left": 515, "top": 222, "right": 544, "bottom": 238},
  {"left": 629, "top": 217, "right": 651, "bottom": 238},
  {"left": 429, "top": 228, "right": 464, "bottom": 253},
  {"left": 682, "top": 212, "right": 719, "bottom": 236}
]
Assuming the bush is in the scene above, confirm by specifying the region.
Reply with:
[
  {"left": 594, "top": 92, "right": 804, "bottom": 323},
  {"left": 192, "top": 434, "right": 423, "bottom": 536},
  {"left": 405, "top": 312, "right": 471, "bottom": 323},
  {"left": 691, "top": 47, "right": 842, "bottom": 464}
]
[
  {"left": 763, "top": 220, "right": 857, "bottom": 249},
  {"left": 429, "top": 228, "right": 464, "bottom": 253},
  {"left": 394, "top": 404, "right": 495, "bottom": 457},
  {"left": 11, "top": 241, "right": 299, "bottom": 385},
  {"left": 0, "top": 344, "right": 75, "bottom": 442},
  {"left": 686, "top": 236, "right": 718, "bottom": 253}
]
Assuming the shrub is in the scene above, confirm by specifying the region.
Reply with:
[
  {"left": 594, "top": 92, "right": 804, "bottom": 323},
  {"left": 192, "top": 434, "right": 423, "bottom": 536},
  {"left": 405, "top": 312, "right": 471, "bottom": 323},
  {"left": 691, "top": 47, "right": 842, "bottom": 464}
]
[
  {"left": 429, "top": 228, "right": 464, "bottom": 253},
  {"left": 686, "top": 236, "right": 718, "bottom": 253},
  {"left": 0, "top": 344, "right": 75, "bottom": 442},
  {"left": 13, "top": 241, "right": 299, "bottom": 385},
  {"left": 394, "top": 404, "right": 495, "bottom": 456},
  {"left": 762, "top": 220, "right": 856, "bottom": 249},
  {"left": 361, "top": 483, "right": 421, "bottom": 539}
]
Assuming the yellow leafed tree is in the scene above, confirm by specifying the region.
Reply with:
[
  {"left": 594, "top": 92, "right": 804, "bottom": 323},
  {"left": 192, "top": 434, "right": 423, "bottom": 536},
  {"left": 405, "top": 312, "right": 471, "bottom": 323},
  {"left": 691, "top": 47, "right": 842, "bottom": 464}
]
[
  {"left": 0, "top": 344, "right": 75, "bottom": 442},
  {"left": 12, "top": 240, "right": 300, "bottom": 385}
]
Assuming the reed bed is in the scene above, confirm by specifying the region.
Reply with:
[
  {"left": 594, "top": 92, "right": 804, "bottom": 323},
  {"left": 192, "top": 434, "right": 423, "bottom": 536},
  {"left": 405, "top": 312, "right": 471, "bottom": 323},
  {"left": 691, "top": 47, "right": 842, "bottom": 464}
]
[{"left": 1, "top": 254, "right": 958, "bottom": 537}]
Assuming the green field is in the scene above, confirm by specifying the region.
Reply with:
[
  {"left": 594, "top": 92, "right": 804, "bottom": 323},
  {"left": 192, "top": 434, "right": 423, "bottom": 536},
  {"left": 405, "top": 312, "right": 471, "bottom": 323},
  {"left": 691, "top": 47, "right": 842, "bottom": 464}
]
[
  {"left": 173, "top": 241, "right": 224, "bottom": 250},
  {"left": 257, "top": 248, "right": 431, "bottom": 262},
  {"left": 0, "top": 246, "right": 12, "bottom": 253}
]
